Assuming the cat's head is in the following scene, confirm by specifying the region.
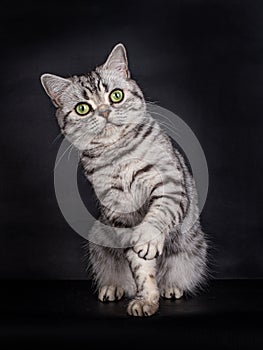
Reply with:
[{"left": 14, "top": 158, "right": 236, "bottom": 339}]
[{"left": 40, "top": 44, "right": 146, "bottom": 150}]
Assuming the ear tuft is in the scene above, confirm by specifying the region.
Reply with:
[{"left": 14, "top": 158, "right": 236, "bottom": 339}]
[
  {"left": 103, "top": 43, "right": 130, "bottom": 78},
  {"left": 40, "top": 73, "right": 71, "bottom": 106}
]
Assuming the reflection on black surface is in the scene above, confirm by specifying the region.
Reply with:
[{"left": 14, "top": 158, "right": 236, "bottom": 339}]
[{"left": 0, "top": 280, "right": 262, "bottom": 348}]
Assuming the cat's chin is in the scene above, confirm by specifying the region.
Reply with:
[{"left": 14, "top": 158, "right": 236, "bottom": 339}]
[{"left": 96, "top": 122, "right": 121, "bottom": 138}]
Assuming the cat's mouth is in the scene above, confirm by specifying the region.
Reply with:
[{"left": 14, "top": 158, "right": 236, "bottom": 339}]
[
  {"left": 106, "top": 120, "right": 122, "bottom": 127},
  {"left": 97, "top": 122, "right": 119, "bottom": 138}
]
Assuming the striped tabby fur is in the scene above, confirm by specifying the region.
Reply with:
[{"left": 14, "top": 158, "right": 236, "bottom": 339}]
[{"left": 41, "top": 44, "right": 207, "bottom": 317}]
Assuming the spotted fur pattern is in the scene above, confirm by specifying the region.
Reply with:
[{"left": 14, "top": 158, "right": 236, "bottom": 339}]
[{"left": 41, "top": 44, "right": 207, "bottom": 317}]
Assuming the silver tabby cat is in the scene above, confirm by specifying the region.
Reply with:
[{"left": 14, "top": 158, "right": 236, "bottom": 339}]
[{"left": 41, "top": 44, "right": 207, "bottom": 317}]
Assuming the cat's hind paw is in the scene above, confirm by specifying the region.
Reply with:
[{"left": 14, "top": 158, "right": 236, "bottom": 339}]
[
  {"left": 161, "top": 287, "right": 183, "bottom": 299},
  {"left": 98, "top": 286, "right": 124, "bottom": 302},
  {"left": 127, "top": 299, "right": 159, "bottom": 317}
]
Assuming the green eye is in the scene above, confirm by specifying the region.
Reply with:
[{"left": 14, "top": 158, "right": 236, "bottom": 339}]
[
  {"left": 75, "top": 103, "right": 90, "bottom": 116},
  {"left": 109, "top": 89, "right": 124, "bottom": 103}
]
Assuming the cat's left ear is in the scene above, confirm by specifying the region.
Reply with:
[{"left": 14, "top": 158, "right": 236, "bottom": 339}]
[{"left": 103, "top": 43, "right": 130, "bottom": 78}]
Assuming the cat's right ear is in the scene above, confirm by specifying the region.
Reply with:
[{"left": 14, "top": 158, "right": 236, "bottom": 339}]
[{"left": 40, "top": 74, "right": 71, "bottom": 107}]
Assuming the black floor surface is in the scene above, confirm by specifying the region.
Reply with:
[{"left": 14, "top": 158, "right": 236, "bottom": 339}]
[{"left": 0, "top": 280, "right": 262, "bottom": 349}]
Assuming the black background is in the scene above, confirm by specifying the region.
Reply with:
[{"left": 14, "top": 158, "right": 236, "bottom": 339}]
[{"left": 1, "top": 0, "right": 263, "bottom": 280}]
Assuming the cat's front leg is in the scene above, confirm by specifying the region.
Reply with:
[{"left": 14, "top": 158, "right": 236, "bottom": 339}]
[
  {"left": 126, "top": 249, "right": 159, "bottom": 317},
  {"left": 131, "top": 222, "right": 165, "bottom": 260}
]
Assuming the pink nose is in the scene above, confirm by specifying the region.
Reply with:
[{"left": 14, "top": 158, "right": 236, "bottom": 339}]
[{"left": 98, "top": 105, "right": 110, "bottom": 119}]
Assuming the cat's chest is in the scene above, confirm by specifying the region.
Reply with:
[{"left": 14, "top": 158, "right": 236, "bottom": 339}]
[
  {"left": 110, "top": 161, "right": 136, "bottom": 192},
  {"left": 107, "top": 158, "right": 158, "bottom": 192},
  {"left": 92, "top": 159, "right": 146, "bottom": 193},
  {"left": 91, "top": 159, "right": 157, "bottom": 213}
]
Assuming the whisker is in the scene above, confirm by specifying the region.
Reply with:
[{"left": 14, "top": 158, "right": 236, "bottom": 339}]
[
  {"left": 149, "top": 109, "right": 178, "bottom": 126},
  {"left": 54, "top": 141, "right": 75, "bottom": 170},
  {"left": 54, "top": 128, "right": 91, "bottom": 170},
  {"left": 67, "top": 144, "right": 75, "bottom": 161},
  {"left": 157, "top": 122, "right": 181, "bottom": 139},
  {"left": 149, "top": 114, "right": 181, "bottom": 138},
  {"left": 52, "top": 133, "right": 63, "bottom": 144},
  {"left": 145, "top": 100, "right": 158, "bottom": 105}
]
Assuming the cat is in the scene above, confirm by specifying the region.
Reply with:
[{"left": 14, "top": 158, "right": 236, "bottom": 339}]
[{"left": 40, "top": 43, "right": 207, "bottom": 317}]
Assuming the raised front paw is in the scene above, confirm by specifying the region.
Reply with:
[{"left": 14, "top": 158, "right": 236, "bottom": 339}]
[
  {"left": 127, "top": 299, "right": 159, "bottom": 317},
  {"left": 98, "top": 286, "right": 124, "bottom": 302},
  {"left": 132, "top": 224, "right": 165, "bottom": 260},
  {"left": 133, "top": 238, "right": 164, "bottom": 259}
]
